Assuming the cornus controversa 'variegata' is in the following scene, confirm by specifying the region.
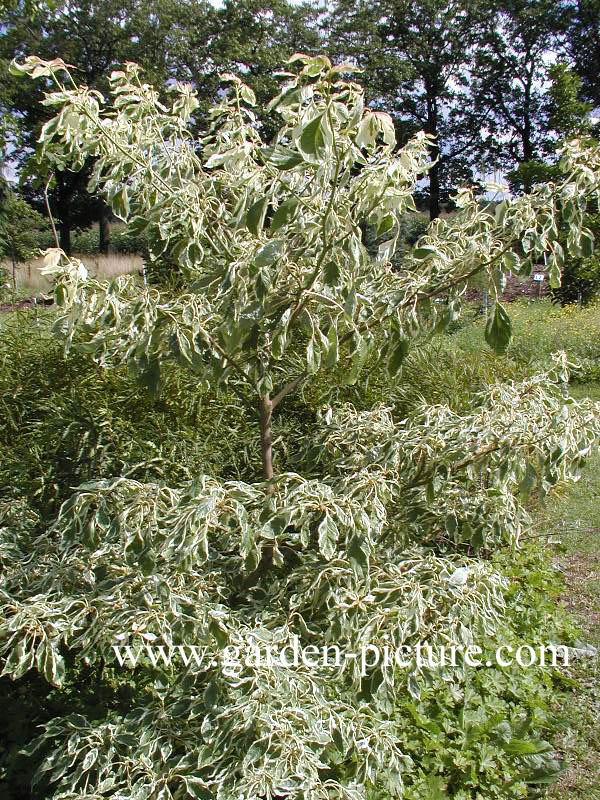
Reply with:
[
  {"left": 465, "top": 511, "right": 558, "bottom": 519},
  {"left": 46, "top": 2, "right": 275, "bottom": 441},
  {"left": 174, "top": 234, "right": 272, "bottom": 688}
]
[{"left": 1, "top": 53, "right": 600, "bottom": 799}]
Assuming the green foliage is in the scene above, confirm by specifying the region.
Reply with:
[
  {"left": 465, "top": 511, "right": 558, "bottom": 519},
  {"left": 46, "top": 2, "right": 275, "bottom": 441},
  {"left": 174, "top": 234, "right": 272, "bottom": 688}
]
[
  {"left": 551, "top": 253, "right": 600, "bottom": 306},
  {"left": 66, "top": 226, "right": 150, "bottom": 256},
  {"left": 0, "top": 313, "right": 261, "bottom": 518},
  {"left": 20, "top": 224, "right": 151, "bottom": 257},
  {"left": 394, "top": 661, "right": 563, "bottom": 799},
  {"left": 111, "top": 226, "right": 151, "bottom": 256},
  {"left": 389, "top": 545, "right": 578, "bottom": 799},
  {"left": 392, "top": 339, "right": 527, "bottom": 414},
  {"left": 507, "top": 161, "right": 562, "bottom": 195},
  {"left": 65, "top": 227, "right": 98, "bottom": 255},
  {"left": 508, "top": 63, "right": 593, "bottom": 195},
  {"left": 568, "top": 0, "right": 600, "bottom": 107},
  {"left": 0, "top": 190, "right": 48, "bottom": 285},
  {"left": 549, "top": 212, "right": 600, "bottom": 306},
  {"left": 363, "top": 212, "right": 430, "bottom": 269},
  {"left": 569, "top": 356, "right": 600, "bottom": 383},
  {"left": 546, "top": 63, "right": 593, "bottom": 139}
]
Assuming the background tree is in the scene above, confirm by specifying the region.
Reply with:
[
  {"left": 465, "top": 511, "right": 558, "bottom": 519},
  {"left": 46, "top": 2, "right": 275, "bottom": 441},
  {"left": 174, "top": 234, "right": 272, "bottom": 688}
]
[
  {"left": 543, "top": 65, "right": 600, "bottom": 305},
  {"left": 549, "top": 214, "right": 600, "bottom": 305},
  {"left": 161, "top": 0, "right": 321, "bottom": 141},
  {"left": 328, "top": 0, "right": 490, "bottom": 220},
  {"left": 508, "top": 62, "right": 594, "bottom": 190},
  {"left": 0, "top": 0, "right": 321, "bottom": 253},
  {"left": 567, "top": 0, "right": 600, "bottom": 107},
  {"left": 0, "top": 189, "right": 47, "bottom": 288},
  {"left": 472, "top": 0, "right": 572, "bottom": 191},
  {"left": 0, "top": 0, "right": 180, "bottom": 252}
]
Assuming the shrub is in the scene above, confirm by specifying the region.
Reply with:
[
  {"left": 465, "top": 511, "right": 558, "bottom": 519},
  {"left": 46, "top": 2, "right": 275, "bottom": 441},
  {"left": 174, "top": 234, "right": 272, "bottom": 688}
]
[
  {"left": 550, "top": 255, "right": 600, "bottom": 306},
  {"left": 0, "top": 313, "right": 261, "bottom": 518},
  {"left": 0, "top": 192, "right": 49, "bottom": 288},
  {"left": 0, "top": 311, "right": 588, "bottom": 799},
  {"left": 2, "top": 52, "right": 600, "bottom": 800},
  {"left": 61, "top": 227, "right": 151, "bottom": 257},
  {"left": 15, "top": 224, "right": 151, "bottom": 261}
]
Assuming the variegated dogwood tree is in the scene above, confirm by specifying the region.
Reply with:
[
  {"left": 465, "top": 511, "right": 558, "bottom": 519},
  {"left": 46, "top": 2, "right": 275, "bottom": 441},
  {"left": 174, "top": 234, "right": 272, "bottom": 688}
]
[{"left": 2, "top": 53, "right": 600, "bottom": 799}]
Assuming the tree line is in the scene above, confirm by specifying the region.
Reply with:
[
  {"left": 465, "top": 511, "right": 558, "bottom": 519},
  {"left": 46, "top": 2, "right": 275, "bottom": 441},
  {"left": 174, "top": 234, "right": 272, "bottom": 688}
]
[{"left": 0, "top": 0, "right": 598, "bottom": 253}]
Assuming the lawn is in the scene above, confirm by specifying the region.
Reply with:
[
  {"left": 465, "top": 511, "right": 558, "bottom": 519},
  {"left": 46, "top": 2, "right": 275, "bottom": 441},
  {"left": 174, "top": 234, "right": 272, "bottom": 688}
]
[
  {"left": 1, "top": 252, "right": 144, "bottom": 294},
  {"left": 452, "top": 298, "right": 600, "bottom": 366},
  {"left": 537, "top": 384, "right": 600, "bottom": 799},
  {"left": 439, "top": 303, "right": 600, "bottom": 796}
]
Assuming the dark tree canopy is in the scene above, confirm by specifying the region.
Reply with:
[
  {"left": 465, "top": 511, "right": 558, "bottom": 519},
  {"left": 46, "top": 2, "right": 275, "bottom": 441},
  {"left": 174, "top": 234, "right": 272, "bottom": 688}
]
[
  {"left": 329, "top": 0, "right": 490, "bottom": 219},
  {"left": 0, "top": 0, "right": 598, "bottom": 236}
]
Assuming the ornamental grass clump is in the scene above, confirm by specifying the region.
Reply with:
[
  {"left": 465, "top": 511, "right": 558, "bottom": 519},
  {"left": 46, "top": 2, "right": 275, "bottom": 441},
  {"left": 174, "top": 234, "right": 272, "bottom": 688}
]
[{"left": 2, "top": 53, "right": 600, "bottom": 798}]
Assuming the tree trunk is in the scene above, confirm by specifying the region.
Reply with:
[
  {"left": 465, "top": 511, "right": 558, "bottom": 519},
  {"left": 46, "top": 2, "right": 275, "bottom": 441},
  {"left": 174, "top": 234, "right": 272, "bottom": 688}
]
[
  {"left": 426, "top": 89, "right": 441, "bottom": 220},
  {"left": 237, "top": 393, "right": 275, "bottom": 591},
  {"left": 259, "top": 393, "right": 274, "bottom": 483},
  {"left": 428, "top": 156, "right": 441, "bottom": 221},
  {"left": 59, "top": 216, "right": 72, "bottom": 255},
  {"left": 522, "top": 72, "right": 534, "bottom": 193},
  {"left": 55, "top": 173, "right": 74, "bottom": 255},
  {"left": 98, "top": 202, "right": 111, "bottom": 255},
  {"left": 10, "top": 249, "right": 17, "bottom": 291}
]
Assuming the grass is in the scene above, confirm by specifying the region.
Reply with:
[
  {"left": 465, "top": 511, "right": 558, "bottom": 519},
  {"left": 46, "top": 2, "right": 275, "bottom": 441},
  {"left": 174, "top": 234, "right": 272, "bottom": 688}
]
[
  {"left": 445, "top": 304, "right": 600, "bottom": 796},
  {"left": 529, "top": 383, "right": 600, "bottom": 799},
  {"left": 453, "top": 298, "right": 600, "bottom": 364},
  {"left": 1, "top": 253, "right": 144, "bottom": 294}
]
